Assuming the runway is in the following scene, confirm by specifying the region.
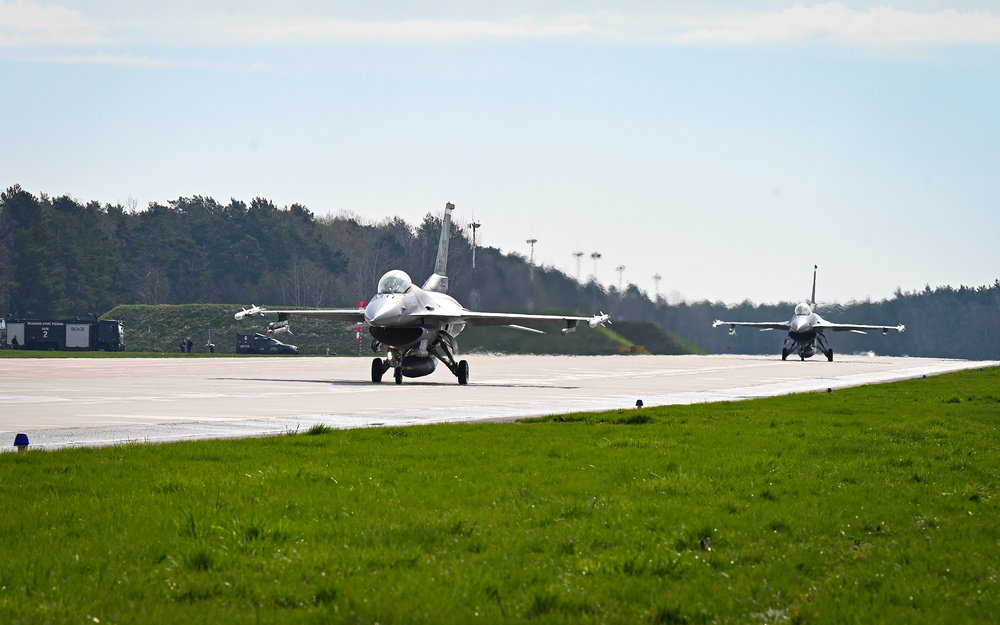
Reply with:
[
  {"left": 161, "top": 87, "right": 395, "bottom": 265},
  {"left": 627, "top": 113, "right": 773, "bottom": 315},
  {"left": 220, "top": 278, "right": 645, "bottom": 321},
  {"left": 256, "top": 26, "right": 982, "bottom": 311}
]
[{"left": 1, "top": 354, "right": 994, "bottom": 450}]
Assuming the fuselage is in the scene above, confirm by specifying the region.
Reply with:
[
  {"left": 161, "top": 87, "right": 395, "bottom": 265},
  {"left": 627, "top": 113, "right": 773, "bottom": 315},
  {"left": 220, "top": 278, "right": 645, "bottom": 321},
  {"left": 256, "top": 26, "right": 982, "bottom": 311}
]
[
  {"left": 788, "top": 303, "right": 824, "bottom": 337},
  {"left": 786, "top": 303, "right": 827, "bottom": 359},
  {"left": 363, "top": 270, "right": 466, "bottom": 349},
  {"left": 788, "top": 313, "right": 824, "bottom": 337}
]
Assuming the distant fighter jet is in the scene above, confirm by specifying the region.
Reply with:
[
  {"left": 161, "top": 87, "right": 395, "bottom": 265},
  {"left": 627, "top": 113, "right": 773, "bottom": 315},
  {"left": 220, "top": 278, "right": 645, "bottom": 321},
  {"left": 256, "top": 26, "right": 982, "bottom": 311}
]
[
  {"left": 712, "top": 266, "right": 905, "bottom": 361},
  {"left": 236, "top": 203, "right": 610, "bottom": 384}
]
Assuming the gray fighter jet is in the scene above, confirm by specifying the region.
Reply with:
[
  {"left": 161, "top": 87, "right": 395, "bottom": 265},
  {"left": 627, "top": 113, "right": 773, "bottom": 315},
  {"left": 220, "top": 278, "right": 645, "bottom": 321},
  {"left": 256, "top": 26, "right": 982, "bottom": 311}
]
[
  {"left": 236, "top": 203, "right": 610, "bottom": 384},
  {"left": 712, "top": 266, "right": 905, "bottom": 361}
]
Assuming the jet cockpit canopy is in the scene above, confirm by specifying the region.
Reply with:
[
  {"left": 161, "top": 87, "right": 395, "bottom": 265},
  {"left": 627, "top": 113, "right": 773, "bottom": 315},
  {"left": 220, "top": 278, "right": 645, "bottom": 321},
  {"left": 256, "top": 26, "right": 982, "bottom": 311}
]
[
  {"left": 378, "top": 270, "right": 413, "bottom": 294},
  {"left": 794, "top": 303, "right": 812, "bottom": 316}
]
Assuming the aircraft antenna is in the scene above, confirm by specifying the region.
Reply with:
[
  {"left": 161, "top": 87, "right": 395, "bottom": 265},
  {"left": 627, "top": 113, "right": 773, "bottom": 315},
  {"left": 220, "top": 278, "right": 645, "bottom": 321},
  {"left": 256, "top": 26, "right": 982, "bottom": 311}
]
[{"left": 811, "top": 264, "right": 818, "bottom": 308}]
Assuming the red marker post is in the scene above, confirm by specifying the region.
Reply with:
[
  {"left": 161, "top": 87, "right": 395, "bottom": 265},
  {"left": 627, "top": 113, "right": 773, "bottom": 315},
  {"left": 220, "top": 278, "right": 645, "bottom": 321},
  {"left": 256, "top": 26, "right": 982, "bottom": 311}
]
[{"left": 356, "top": 300, "right": 365, "bottom": 351}]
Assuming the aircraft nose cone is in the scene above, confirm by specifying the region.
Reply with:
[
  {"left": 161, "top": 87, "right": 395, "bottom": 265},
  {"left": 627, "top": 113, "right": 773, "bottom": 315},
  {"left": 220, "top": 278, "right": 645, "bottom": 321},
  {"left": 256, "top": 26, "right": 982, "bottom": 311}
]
[
  {"left": 790, "top": 317, "right": 811, "bottom": 333},
  {"left": 365, "top": 299, "right": 403, "bottom": 325}
]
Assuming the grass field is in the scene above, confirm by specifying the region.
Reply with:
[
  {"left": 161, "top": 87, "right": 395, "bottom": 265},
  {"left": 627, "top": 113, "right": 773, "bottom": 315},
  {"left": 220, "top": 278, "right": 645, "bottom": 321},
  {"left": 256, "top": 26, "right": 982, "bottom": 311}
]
[{"left": 1, "top": 368, "right": 998, "bottom": 624}]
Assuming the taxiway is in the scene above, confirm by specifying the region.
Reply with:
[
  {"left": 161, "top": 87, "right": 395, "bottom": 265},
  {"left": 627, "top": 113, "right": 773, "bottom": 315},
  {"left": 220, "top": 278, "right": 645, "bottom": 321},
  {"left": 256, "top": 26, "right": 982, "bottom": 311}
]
[{"left": 1, "top": 354, "right": 994, "bottom": 450}]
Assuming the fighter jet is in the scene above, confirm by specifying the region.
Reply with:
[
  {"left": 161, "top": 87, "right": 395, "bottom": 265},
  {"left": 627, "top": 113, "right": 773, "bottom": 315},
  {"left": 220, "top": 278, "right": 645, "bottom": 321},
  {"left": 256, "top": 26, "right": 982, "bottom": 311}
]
[
  {"left": 712, "top": 266, "right": 905, "bottom": 361},
  {"left": 236, "top": 203, "right": 610, "bottom": 384}
]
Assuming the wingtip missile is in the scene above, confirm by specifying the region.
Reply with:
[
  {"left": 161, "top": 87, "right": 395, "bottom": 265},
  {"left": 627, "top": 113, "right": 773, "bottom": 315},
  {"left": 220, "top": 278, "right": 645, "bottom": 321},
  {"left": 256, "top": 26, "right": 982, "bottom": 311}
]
[
  {"left": 589, "top": 312, "right": 611, "bottom": 328},
  {"left": 234, "top": 305, "right": 262, "bottom": 320}
]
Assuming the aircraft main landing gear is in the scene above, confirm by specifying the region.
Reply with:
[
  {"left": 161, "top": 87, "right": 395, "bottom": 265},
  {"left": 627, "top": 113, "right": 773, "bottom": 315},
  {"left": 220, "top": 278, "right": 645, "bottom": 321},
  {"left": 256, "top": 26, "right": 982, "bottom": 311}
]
[
  {"left": 430, "top": 333, "right": 470, "bottom": 385},
  {"left": 826, "top": 348, "right": 834, "bottom": 362},
  {"left": 781, "top": 348, "right": 789, "bottom": 361},
  {"left": 371, "top": 358, "right": 389, "bottom": 383}
]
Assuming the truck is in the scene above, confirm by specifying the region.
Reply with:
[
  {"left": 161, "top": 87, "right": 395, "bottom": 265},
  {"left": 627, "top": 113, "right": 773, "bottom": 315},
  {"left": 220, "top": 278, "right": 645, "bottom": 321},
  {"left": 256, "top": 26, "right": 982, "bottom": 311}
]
[
  {"left": 236, "top": 332, "right": 300, "bottom": 355},
  {"left": 4, "top": 317, "right": 126, "bottom": 351}
]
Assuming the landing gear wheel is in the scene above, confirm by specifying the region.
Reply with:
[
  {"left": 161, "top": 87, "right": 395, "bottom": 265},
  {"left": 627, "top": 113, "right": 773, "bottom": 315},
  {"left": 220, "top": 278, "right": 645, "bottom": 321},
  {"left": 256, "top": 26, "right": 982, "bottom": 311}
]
[
  {"left": 826, "top": 348, "right": 834, "bottom": 362},
  {"left": 394, "top": 367, "right": 403, "bottom": 385},
  {"left": 781, "top": 348, "right": 788, "bottom": 361},
  {"left": 457, "top": 360, "right": 469, "bottom": 385},
  {"left": 372, "top": 358, "right": 385, "bottom": 383}
]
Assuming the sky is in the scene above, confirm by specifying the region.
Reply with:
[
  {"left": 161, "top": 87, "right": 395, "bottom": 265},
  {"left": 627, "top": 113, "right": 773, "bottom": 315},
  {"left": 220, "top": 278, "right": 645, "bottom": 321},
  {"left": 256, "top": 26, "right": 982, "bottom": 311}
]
[{"left": 2, "top": 1, "right": 999, "bottom": 305}]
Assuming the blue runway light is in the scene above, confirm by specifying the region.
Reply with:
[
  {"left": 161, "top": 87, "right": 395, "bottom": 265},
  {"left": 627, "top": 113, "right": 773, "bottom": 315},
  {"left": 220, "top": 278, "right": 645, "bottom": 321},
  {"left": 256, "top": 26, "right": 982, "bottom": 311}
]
[
  {"left": 14, "top": 432, "right": 29, "bottom": 456},
  {"left": 635, "top": 399, "right": 644, "bottom": 408}
]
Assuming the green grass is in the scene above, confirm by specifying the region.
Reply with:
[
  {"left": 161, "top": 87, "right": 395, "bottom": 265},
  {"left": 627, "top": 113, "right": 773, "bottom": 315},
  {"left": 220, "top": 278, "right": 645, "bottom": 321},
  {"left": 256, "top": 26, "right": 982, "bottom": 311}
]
[{"left": 1, "top": 368, "right": 999, "bottom": 624}]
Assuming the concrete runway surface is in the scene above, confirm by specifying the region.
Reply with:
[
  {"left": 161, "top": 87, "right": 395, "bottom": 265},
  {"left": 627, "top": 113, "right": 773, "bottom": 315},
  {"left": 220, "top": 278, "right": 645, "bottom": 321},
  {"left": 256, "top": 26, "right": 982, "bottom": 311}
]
[{"left": 1, "top": 354, "right": 995, "bottom": 450}]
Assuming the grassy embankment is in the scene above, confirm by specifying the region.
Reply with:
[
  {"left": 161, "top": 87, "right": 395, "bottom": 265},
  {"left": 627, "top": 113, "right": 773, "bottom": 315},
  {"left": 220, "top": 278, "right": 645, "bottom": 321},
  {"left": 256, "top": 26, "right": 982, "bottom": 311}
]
[{"left": 2, "top": 368, "right": 997, "bottom": 624}]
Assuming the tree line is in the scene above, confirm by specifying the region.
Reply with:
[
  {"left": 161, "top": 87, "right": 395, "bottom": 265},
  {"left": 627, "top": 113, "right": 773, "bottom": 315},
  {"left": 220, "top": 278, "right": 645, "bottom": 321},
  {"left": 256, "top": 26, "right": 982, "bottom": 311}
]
[{"left": 2, "top": 185, "right": 997, "bottom": 359}]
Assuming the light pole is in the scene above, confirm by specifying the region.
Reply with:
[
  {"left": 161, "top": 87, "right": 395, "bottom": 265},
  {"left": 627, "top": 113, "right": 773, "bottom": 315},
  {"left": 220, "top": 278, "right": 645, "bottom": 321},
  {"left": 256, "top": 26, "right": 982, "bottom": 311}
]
[
  {"left": 471, "top": 220, "right": 481, "bottom": 272},
  {"left": 573, "top": 251, "right": 584, "bottom": 283},
  {"left": 469, "top": 220, "right": 482, "bottom": 309},
  {"left": 526, "top": 238, "right": 538, "bottom": 285},
  {"left": 590, "top": 252, "right": 602, "bottom": 282}
]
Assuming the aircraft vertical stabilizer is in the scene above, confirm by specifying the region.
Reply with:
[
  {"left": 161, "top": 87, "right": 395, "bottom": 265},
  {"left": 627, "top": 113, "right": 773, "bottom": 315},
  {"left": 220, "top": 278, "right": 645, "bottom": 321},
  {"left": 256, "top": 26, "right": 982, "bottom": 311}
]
[
  {"left": 810, "top": 265, "right": 817, "bottom": 307},
  {"left": 422, "top": 202, "right": 454, "bottom": 293}
]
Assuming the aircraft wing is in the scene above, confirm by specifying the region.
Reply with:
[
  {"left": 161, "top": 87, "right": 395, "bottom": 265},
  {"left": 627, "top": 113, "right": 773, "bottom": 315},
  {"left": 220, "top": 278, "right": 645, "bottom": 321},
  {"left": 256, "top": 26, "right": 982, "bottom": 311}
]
[
  {"left": 458, "top": 310, "right": 611, "bottom": 334},
  {"left": 814, "top": 320, "right": 906, "bottom": 334},
  {"left": 235, "top": 305, "right": 365, "bottom": 323},
  {"left": 713, "top": 320, "right": 790, "bottom": 332}
]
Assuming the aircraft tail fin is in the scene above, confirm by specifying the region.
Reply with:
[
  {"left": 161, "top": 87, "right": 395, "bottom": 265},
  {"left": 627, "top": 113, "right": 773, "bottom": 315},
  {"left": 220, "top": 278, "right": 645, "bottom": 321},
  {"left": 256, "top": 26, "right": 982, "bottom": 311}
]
[
  {"left": 810, "top": 264, "right": 818, "bottom": 308},
  {"left": 422, "top": 202, "right": 454, "bottom": 293}
]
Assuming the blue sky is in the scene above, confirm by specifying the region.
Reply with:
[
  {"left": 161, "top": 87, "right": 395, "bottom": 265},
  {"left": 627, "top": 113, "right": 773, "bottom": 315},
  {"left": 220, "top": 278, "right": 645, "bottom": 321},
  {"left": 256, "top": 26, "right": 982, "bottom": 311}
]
[{"left": 3, "top": 1, "right": 999, "bottom": 305}]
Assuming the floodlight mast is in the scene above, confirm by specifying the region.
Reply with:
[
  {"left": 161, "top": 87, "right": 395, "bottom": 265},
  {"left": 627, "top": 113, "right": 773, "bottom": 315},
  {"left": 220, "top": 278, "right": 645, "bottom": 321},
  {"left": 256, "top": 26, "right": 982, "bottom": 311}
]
[
  {"left": 470, "top": 219, "right": 482, "bottom": 310},
  {"left": 616, "top": 265, "right": 626, "bottom": 293},
  {"left": 573, "top": 251, "right": 584, "bottom": 283},
  {"left": 653, "top": 273, "right": 662, "bottom": 304},
  {"left": 470, "top": 220, "right": 481, "bottom": 273},
  {"left": 590, "top": 252, "right": 602, "bottom": 282},
  {"left": 526, "top": 238, "right": 538, "bottom": 283}
]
